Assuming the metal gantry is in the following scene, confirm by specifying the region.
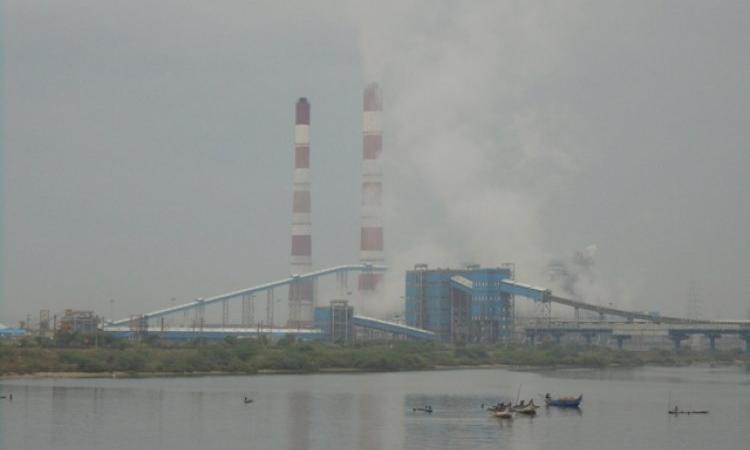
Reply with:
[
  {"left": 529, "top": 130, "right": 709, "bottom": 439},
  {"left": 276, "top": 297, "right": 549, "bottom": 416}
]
[
  {"left": 266, "top": 289, "right": 275, "bottom": 328},
  {"left": 242, "top": 294, "right": 254, "bottom": 327},
  {"left": 109, "top": 264, "right": 388, "bottom": 328},
  {"left": 221, "top": 299, "right": 229, "bottom": 328}
]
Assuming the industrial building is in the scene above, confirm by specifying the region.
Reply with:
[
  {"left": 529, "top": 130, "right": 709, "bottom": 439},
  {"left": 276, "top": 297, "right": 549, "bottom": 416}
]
[
  {"left": 58, "top": 309, "right": 99, "bottom": 334},
  {"left": 405, "top": 264, "right": 518, "bottom": 343},
  {"left": 314, "top": 300, "right": 354, "bottom": 343}
]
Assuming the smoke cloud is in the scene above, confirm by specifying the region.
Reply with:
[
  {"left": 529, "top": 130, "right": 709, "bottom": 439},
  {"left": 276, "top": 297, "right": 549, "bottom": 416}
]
[
  {"left": 349, "top": 1, "right": 602, "bottom": 314},
  {"left": 547, "top": 244, "right": 597, "bottom": 299}
]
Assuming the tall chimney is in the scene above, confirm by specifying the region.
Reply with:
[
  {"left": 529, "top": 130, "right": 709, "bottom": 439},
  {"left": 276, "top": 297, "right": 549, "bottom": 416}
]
[
  {"left": 289, "top": 97, "right": 313, "bottom": 327},
  {"left": 358, "top": 83, "right": 384, "bottom": 291}
]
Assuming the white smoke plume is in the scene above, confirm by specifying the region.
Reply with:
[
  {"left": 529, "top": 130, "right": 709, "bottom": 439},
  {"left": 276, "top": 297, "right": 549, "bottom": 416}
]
[
  {"left": 346, "top": 1, "right": 604, "bottom": 315},
  {"left": 547, "top": 244, "right": 598, "bottom": 299}
]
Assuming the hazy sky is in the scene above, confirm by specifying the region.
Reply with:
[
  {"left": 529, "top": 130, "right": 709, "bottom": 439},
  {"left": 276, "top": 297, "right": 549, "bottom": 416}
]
[{"left": 2, "top": 1, "right": 749, "bottom": 324}]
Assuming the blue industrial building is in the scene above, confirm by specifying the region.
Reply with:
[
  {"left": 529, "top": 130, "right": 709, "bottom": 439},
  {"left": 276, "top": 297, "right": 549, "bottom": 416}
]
[
  {"left": 315, "top": 300, "right": 354, "bottom": 343},
  {"left": 315, "top": 300, "right": 437, "bottom": 342},
  {"left": 405, "top": 264, "right": 519, "bottom": 343},
  {"left": 0, "top": 324, "right": 26, "bottom": 338}
]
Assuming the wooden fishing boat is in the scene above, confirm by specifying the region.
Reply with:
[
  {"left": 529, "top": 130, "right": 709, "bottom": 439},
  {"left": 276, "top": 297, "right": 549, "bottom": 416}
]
[
  {"left": 511, "top": 400, "right": 540, "bottom": 412},
  {"left": 514, "top": 405, "right": 537, "bottom": 416},
  {"left": 493, "top": 409, "right": 513, "bottom": 419},
  {"left": 544, "top": 394, "right": 582, "bottom": 408},
  {"left": 485, "top": 403, "right": 509, "bottom": 412}
]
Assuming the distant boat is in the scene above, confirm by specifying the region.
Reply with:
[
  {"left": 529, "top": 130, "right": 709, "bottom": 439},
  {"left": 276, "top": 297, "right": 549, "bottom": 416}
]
[
  {"left": 514, "top": 404, "right": 538, "bottom": 416},
  {"left": 544, "top": 393, "right": 582, "bottom": 408},
  {"left": 511, "top": 399, "right": 539, "bottom": 414},
  {"left": 667, "top": 392, "right": 706, "bottom": 415},
  {"left": 494, "top": 409, "right": 513, "bottom": 419},
  {"left": 243, "top": 397, "right": 254, "bottom": 404},
  {"left": 485, "top": 403, "right": 508, "bottom": 412},
  {"left": 412, "top": 406, "right": 433, "bottom": 414},
  {"left": 668, "top": 406, "right": 708, "bottom": 415}
]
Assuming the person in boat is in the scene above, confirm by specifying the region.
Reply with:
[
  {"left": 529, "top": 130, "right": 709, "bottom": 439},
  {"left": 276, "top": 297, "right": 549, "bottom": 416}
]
[{"left": 528, "top": 399, "right": 536, "bottom": 407}]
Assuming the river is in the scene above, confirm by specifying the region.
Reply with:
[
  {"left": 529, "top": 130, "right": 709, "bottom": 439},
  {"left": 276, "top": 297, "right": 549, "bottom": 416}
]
[{"left": 1, "top": 365, "right": 748, "bottom": 450}]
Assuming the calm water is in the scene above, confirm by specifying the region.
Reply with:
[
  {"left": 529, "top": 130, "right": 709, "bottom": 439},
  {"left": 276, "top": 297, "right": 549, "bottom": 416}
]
[{"left": 1, "top": 366, "right": 749, "bottom": 450}]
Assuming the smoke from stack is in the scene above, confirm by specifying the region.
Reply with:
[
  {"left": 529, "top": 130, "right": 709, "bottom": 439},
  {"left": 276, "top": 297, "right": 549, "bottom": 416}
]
[
  {"left": 358, "top": 83, "right": 385, "bottom": 292},
  {"left": 288, "top": 97, "right": 314, "bottom": 327}
]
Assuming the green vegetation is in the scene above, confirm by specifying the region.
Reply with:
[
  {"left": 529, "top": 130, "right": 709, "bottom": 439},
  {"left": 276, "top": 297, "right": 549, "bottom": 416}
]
[{"left": 1, "top": 334, "right": 747, "bottom": 377}]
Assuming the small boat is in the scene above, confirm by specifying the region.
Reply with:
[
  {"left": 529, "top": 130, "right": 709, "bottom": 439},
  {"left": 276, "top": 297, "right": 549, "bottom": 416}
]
[
  {"left": 243, "top": 397, "right": 254, "bottom": 404},
  {"left": 668, "top": 407, "right": 708, "bottom": 415},
  {"left": 484, "top": 403, "right": 508, "bottom": 412},
  {"left": 493, "top": 408, "right": 513, "bottom": 419},
  {"left": 413, "top": 405, "right": 433, "bottom": 414},
  {"left": 544, "top": 393, "right": 582, "bottom": 408},
  {"left": 515, "top": 405, "right": 537, "bottom": 416},
  {"left": 511, "top": 400, "right": 540, "bottom": 412}
]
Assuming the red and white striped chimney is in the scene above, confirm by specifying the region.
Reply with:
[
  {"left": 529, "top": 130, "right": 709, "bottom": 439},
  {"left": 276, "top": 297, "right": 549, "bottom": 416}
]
[
  {"left": 358, "top": 83, "right": 384, "bottom": 291},
  {"left": 289, "top": 97, "right": 314, "bottom": 327}
]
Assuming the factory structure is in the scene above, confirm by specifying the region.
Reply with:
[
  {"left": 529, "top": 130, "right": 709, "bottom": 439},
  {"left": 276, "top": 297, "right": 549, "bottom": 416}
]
[
  {"left": 358, "top": 84, "right": 385, "bottom": 292},
  {"left": 286, "top": 84, "right": 386, "bottom": 325},
  {"left": 405, "top": 265, "right": 517, "bottom": 343},
  {"left": 288, "top": 97, "right": 314, "bottom": 328},
  {"left": 18, "top": 81, "right": 744, "bottom": 354}
]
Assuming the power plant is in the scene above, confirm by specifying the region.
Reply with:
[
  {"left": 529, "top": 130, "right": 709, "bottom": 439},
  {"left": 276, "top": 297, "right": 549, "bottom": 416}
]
[{"left": 24, "top": 82, "right": 741, "bottom": 352}]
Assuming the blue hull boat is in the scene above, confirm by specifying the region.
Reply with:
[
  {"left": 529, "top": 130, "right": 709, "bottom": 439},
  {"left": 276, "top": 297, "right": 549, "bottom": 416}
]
[{"left": 544, "top": 394, "right": 582, "bottom": 408}]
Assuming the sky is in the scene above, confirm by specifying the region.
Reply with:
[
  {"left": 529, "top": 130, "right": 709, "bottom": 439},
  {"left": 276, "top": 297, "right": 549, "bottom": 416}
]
[{"left": 1, "top": 1, "right": 749, "bottom": 324}]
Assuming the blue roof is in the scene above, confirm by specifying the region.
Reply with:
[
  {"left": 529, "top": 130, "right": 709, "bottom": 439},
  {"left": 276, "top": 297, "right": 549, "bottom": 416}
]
[{"left": 0, "top": 327, "right": 26, "bottom": 337}]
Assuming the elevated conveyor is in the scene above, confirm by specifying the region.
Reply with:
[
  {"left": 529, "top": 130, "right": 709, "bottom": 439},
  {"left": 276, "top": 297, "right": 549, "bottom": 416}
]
[
  {"left": 498, "top": 279, "right": 551, "bottom": 301},
  {"left": 452, "top": 276, "right": 708, "bottom": 324},
  {"left": 449, "top": 276, "right": 550, "bottom": 301},
  {"left": 110, "top": 264, "right": 387, "bottom": 326},
  {"left": 547, "top": 296, "right": 696, "bottom": 324},
  {"left": 352, "top": 315, "right": 437, "bottom": 341}
]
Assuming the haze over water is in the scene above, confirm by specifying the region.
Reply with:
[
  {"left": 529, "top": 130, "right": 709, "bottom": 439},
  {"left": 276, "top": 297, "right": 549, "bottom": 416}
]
[{"left": 1, "top": 366, "right": 748, "bottom": 450}]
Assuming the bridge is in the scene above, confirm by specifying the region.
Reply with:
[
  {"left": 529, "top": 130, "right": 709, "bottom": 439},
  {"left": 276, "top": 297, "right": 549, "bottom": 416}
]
[{"left": 523, "top": 321, "right": 750, "bottom": 351}]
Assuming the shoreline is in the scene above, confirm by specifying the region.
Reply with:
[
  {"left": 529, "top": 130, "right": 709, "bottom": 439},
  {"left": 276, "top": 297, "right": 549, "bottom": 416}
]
[{"left": 2, "top": 360, "right": 745, "bottom": 381}]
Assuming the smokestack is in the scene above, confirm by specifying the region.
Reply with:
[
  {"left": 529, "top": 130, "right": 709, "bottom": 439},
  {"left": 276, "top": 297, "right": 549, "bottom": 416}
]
[
  {"left": 358, "top": 83, "right": 384, "bottom": 291},
  {"left": 289, "top": 97, "right": 314, "bottom": 327}
]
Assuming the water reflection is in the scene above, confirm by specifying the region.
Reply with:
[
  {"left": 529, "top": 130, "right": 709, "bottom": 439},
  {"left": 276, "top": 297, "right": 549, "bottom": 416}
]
[
  {"left": 288, "top": 391, "right": 311, "bottom": 450},
  {"left": 541, "top": 406, "right": 583, "bottom": 417},
  {"left": 356, "top": 393, "right": 384, "bottom": 450},
  {"left": 0, "top": 367, "right": 748, "bottom": 450}
]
